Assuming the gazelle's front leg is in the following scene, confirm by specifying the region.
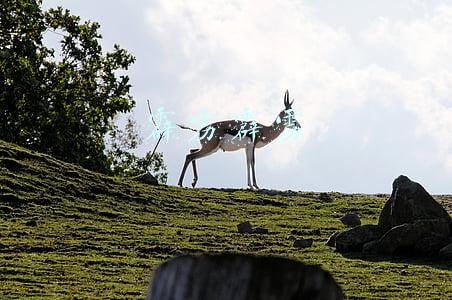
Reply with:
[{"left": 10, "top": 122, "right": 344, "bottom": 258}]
[
  {"left": 250, "top": 145, "right": 259, "bottom": 189},
  {"left": 245, "top": 144, "right": 255, "bottom": 189}
]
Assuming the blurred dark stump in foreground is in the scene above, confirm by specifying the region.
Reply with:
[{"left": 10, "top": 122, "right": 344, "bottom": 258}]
[{"left": 146, "top": 253, "right": 343, "bottom": 300}]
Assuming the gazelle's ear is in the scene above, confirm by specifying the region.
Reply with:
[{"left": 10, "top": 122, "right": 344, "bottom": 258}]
[{"left": 289, "top": 99, "right": 294, "bottom": 107}]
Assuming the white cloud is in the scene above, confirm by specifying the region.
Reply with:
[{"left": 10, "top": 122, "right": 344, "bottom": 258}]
[
  {"left": 145, "top": 0, "right": 357, "bottom": 167},
  {"left": 145, "top": 0, "right": 452, "bottom": 183},
  {"left": 362, "top": 5, "right": 452, "bottom": 173}
]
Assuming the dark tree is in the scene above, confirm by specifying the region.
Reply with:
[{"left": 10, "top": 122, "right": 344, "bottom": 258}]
[
  {"left": 0, "top": 0, "right": 135, "bottom": 172},
  {"left": 106, "top": 116, "right": 168, "bottom": 184}
]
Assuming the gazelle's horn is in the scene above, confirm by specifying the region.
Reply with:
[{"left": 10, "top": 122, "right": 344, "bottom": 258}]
[{"left": 284, "top": 90, "right": 289, "bottom": 107}]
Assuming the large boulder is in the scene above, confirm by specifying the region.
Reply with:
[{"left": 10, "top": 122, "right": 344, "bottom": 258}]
[
  {"left": 364, "top": 219, "right": 450, "bottom": 255},
  {"left": 378, "top": 175, "right": 451, "bottom": 233},
  {"left": 146, "top": 253, "right": 344, "bottom": 300},
  {"left": 333, "top": 175, "right": 452, "bottom": 258},
  {"left": 335, "top": 225, "right": 383, "bottom": 252},
  {"left": 439, "top": 242, "right": 452, "bottom": 259}
]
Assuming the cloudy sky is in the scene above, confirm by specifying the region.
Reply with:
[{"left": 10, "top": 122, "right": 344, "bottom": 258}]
[{"left": 43, "top": 0, "right": 452, "bottom": 193}]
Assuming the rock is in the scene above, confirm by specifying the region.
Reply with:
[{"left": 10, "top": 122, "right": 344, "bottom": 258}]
[
  {"left": 362, "top": 240, "right": 380, "bottom": 254},
  {"left": 336, "top": 175, "right": 452, "bottom": 258},
  {"left": 335, "top": 225, "right": 383, "bottom": 253},
  {"left": 378, "top": 175, "right": 452, "bottom": 233},
  {"left": 25, "top": 220, "right": 38, "bottom": 227},
  {"left": 237, "top": 221, "right": 253, "bottom": 234},
  {"left": 374, "top": 218, "right": 450, "bottom": 255},
  {"left": 414, "top": 235, "right": 451, "bottom": 256},
  {"left": 319, "top": 192, "right": 332, "bottom": 201},
  {"left": 340, "top": 213, "right": 361, "bottom": 227},
  {"left": 439, "top": 242, "right": 452, "bottom": 259},
  {"left": 133, "top": 172, "right": 158, "bottom": 185},
  {"left": 252, "top": 226, "right": 269, "bottom": 234},
  {"left": 326, "top": 232, "right": 340, "bottom": 247},
  {"left": 293, "top": 238, "right": 313, "bottom": 249},
  {"left": 146, "top": 253, "right": 343, "bottom": 300}
]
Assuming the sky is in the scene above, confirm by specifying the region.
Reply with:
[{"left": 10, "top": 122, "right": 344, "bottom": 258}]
[{"left": 42, "top": 0, "right": 452, "bottom": 194}]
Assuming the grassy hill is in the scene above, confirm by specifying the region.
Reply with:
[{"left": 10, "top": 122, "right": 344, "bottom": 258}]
[{"left": 0, "top": 139, "right": 451, "bottom": 299}]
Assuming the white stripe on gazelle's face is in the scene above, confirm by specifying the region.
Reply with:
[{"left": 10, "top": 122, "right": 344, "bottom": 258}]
[{"left": 282, "top": 108, "right": 301, "bottom": 130}]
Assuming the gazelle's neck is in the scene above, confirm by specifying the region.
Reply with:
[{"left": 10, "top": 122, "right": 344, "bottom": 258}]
[{"left": 261, "top": 114, "right": 286, "bottom": 144}]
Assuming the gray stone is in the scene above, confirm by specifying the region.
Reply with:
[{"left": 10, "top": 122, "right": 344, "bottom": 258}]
[
  {"left": 293, "top": 238, "right": 313, "bottom": 249},
  {"left": 439, "top": 242, "right": 452, "bottom": 259},
  {"left": 25, "top": 220, "right": 38, "bottom": 227},
  {"left": 252, "top": 226, "right": 269, "bottom": 234},
  {"left": 362, "top": 240, "right": 380, "bottom": 254},
  {"left": 378, "top": 175, "right": 452, "bottom": 233},
  {"left": 334, "top": 175, "right": 452, "bottom": 258},
  {"left": 340, "top": 213, "right": 361, "bottom": 227},
  {"left": 376, "top": 218, "right": 450, "bottom": 255},
  {"left": 414, "top": 235, "right": 451, "bottom": 256},
  {"left": 146, "top": 253, "right": 344, "bottom": 300},
  {"left": 335, "top": 224, "right": 383, "bottom": 253},
  {"left": 319, "top": 193, "right": 332, "bottom": 201},
  {"left": 237, "top": 221, "right": 253, "bottom": 234}
]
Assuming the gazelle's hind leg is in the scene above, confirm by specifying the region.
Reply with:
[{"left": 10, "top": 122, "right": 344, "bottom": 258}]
[
  {"left": 178, "top": 143, "right": 220, "bottom": 187},
  {"left": 190, "top": 149, "right": 199, "bottom": 187}
]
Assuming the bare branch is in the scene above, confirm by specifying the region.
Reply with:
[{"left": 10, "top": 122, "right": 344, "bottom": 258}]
[
  {"left": 147, "top": 99, "right": 158, "bottom": 128},
  {"left": 146, "top": 99, "right": 165, "bottom": 163}
]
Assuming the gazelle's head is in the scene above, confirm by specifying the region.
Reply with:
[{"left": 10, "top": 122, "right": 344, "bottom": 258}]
[{"left": 279, "top": 90, "right": 301, "bottom": 130}]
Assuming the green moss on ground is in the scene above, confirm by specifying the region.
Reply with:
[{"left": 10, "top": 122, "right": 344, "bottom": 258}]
[{"left": 0, "top": 140, "right": 451, "bottom": 299}]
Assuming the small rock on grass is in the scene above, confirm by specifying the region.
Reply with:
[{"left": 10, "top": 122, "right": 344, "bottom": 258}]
[
  {"left": 237, "top": 221, "right": 253, "bottom": 233},
  {"left": 252, "top": 226, "right": 268, "bottom": 234},
  {"left": 319, "top": 193, "right": 332, "bottom": 201},
  {"left": 340, "top": 213, "right": 361, "bottom": 227},
  {"left": 25, "top": 220, "right": 38, "bottom": 227},
  {"left": 293, "top": 238, "right": 313, "bottom": 249},
  {"left": 237, "top": 221, "right": 269, "bottom": 234}
]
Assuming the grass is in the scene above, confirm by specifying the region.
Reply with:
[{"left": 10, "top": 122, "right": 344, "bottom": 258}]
[{"left": 0, "top": 139, "right": 451, "bottom": 299}]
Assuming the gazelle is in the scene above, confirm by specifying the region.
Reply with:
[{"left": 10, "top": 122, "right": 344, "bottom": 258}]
[{"left": 177, "top": 90, "right": 301, "bottom": 189}]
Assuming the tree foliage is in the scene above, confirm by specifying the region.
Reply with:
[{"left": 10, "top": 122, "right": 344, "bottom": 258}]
[
  {"left": 0, "top": 0, "right": 137, "bottom": 172},
  {"left": 106, "top": 117, "right": 168, "bottom": 184}
]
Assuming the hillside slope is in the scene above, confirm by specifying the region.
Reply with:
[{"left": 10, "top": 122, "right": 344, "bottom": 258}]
[{"left": 0, "top": 140, "right": 451, "bottom": 299}]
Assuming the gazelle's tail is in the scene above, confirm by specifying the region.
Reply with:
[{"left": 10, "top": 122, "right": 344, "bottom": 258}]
[{"left": 176, "top": 124, "right": 198, "bottom": 132}]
